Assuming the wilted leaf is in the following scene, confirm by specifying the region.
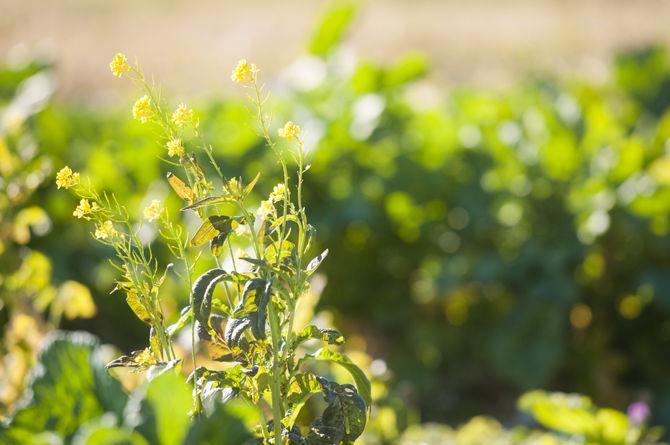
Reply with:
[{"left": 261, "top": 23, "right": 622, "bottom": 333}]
[
  {"left": 126, "top": 290, "right": 151, "bottom": 324},
  {"left": 166, "top": 172, "right": 194, "bottom": 203}
]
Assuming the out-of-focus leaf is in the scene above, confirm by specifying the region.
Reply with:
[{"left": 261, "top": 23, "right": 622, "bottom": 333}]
[
  {"left": 2, "top": 331, "right": 127, "bottom": 438},
  {"left": 124, "top": 370, "right": 191, "bottom": 445},
  {"left": 308, "top": 3, "right": 356, "bottom": 57}
]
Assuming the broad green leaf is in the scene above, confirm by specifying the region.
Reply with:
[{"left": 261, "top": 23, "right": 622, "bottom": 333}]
[
  {"left": 518, "top": 390, "right": 598, "bottom": 436},
  {"left": 3, "top": 331, "right": 127, "bottom": 438},
  {"left": 301, "top": 348, "right": 371, "bottom": 407},
  {"left": 183, "top": 400, "right": 256, "bottom": 445},
  {"left": 72, "top": 420, "right": 149, "bottom": 445},
  {"left": 124, "top": 370, "right": 191, "bottom": 445}
]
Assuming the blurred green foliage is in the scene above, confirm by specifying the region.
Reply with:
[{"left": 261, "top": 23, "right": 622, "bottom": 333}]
[{"left": 2, "top": 3, "right": 670, "bottom": 440}]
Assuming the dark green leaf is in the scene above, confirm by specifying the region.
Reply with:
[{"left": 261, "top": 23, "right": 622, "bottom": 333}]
[{"left": 301, "top": 348, "right": 371, "bottom": 407}]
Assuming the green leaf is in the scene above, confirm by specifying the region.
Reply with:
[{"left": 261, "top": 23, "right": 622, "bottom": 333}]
[
  {"left": 183, "top": 400, "right": 256, "bottom": 445},
  {"left": 283, "top": 373, "right": 323, "bottom": 430},
  {"left": 124, "top": 370, "right": 191, "bottom": 445},
  {"left": 3, "top": 331, "right": 127, "bottom": 438},
  {"left": 306, "top": 379, "right": 367, "bottom": 445},
  {"left": 301, "top": 348, "right": 371, "bottom": 407},
  {"left": 225, "top": 279, "right": 271, "bottom": 343},
  {"left": 243, "top": 172, "right": 261, "bottom": 197},
  {"left": 72, "top": 419, "right": 150, "bottom": 445},
  {"left": 518, "top": 390, "right": 598, "bottom": 437},
  {"left": 263, "top": 240, "right": 295, "bottom": 265},
  {"left": 191, "top": 268, "right": 226, "bottom": 326},
  {"left": 309, "top": 3, "right": 357, "bottom": 57},
  {"left": 224, "top": 317, "right": 251, "bottom": 348},
  {"left": 295, "top": 325, "right": 344, "bottom": 347}
]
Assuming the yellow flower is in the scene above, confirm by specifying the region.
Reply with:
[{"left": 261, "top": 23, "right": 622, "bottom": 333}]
[
  {"left": 143, "top": 200, "right": 162, "bottom": 222},
  {"left": 109, "top": 53, "right": 130, "bottom": 77},
  {"left": 171, "top": 103, "right": 196, "bottom": 128},
  {"left": 56, "top": 166, "right": 80, "bottom": 189},
  {"left": 225, "top": 177, "right": 241, "bottom": 196},
  {"left": 278, "top": 121, "right": 301, "bottom": 141},
  {"left": 231, "top": 59, "right": 259, "bottom": 84},
  {"left": 257, "top": 200, "right": 275, "bottom": 220},
  {"left": 73, "top": 199, "right": 99, "bottom": 220},
  {"left": 166, "top": 138, "right": 184, "bottom": 157},
  {"left": 269, "top": 183, "right": 286, "bottom": 203},
  {"left": 132, "top": 95, "right": 153, "bottom": 123},
  {"left": 95, "top": 220, "right": 118, "bottom": 240}
]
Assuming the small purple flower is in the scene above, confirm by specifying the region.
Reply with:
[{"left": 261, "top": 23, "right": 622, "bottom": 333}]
[{"left": 627, "top": 401, "right": 651, "bottom": 426}]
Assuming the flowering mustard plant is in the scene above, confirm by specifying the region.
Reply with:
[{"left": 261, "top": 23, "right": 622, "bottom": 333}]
[{"left": 56, "top": 54, "right": 370, "bottom": 444}]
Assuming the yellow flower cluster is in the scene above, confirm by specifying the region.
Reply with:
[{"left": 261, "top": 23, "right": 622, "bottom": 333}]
[
  {"left": 231, "top": 59, "right": 259, "bottom": 84},
  {"left": 95, "top": 220, "right": 118, "bottom": 240},
  {"left": 269, "top": 183, "right": 286, "bottom": 203},
  {"left": 166, "top": 138, "right": 184, "bottom": 157},
  {"left": 56, "top": 166, "right": 80, "bottom": 189},
  {"left": 143, "top": 200, "right": 162, "bottom": 222},
  {"left": 73, "top": 198, "right": 99, "bottom": 220},
  {"left": 171, "top": 103, "right": 196, "bottom": 128},
  {"left": 109, "top": 53, "right": 130, "bottom": 78},
  {"left": 133, "top": 95, "right": 153, "bottom": 123},
  {"left": 278, "top": 121, "right": 301, "bottom": 141},
  {"left": 257, "top": 199, "right": 275, "bottom": 220}
]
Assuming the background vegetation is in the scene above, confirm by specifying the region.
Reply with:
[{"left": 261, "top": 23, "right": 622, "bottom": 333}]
[{"left": 2, "top": 3, "right": 670, "bottom": 444}]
